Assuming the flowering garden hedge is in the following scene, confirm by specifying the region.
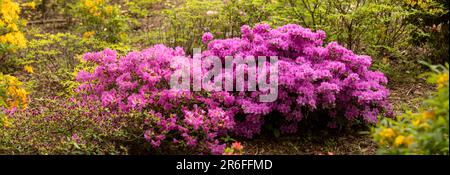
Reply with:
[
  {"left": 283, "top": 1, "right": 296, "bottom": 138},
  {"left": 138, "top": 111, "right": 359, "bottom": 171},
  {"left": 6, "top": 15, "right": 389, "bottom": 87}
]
[{"left": 74, "top": 24, "right": 393, "bottom": 154}]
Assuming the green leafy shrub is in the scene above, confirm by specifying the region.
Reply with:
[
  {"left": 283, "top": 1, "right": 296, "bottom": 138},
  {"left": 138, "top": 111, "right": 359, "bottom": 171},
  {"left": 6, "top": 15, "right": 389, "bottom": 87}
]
[
  {"left": 372, "top": 63, "right": 449, "bottom": 155},
  {"left": 12, "top": 31, "right": 130, "bottom": 97},
  {"left": 404, "top": 0, "right": 449, "bottom": 64},
  {"left": 124, "top": 0, "right": 162, "bottom": 19},
  {"left": 1, "top": 95, "right": 212, "bottom": 154},
  {"left": 1, "top": 0, "right": 27, "bottom": 73},
  {"left": 157, "top": 0, "right": 224, "bottom": 52},
  {"left": 0, "top": 97, "right": 133, "bottom": 154},
  {"left": 221, "top": 0, "right": 272, "bottom": 37},
  {"left": 69, "top": 0, "right": 129, "bottom": 43},
  {"left": 271, "top": 0, "right": 417, "bottom": 58},
  {"left": 137, "top": 0, "right": 273, "bottom": 54}
]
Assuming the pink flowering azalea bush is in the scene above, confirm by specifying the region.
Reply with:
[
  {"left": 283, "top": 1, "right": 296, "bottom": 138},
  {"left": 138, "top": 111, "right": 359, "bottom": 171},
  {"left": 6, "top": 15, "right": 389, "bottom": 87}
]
[
  {"left": 76, "top": 24, "right": 393, "bottom": 154},
  {"left": 76, "top": 45, "right": 237, "bottom": 154},
  {"left": 202, "top": 24, "right": 393, "bottom": 137}
]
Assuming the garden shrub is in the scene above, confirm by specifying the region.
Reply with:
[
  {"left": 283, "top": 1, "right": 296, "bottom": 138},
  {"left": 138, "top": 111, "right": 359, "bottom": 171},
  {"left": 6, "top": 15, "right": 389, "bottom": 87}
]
[
  {"left": 123, "top": 0, "right": 162, "bottom": 20},
  {"left": 0, "top": 73, "right": 27, "bottom": 128},
  {"left": 0, "top": 0, "right": 26, "bottom": 54},
  {"left": 157, "top": 0, "right": 225, "bottom": 52},
  {"left": 12, "top": 32, "right": 130, "bottom": 97},
  {"left": 148, "top": 0, "right": 272, "bottom": 53},
  {"left": 0, "top": 97, "right": 132, "bottom": 154},
  {"left": 76, "top": 24, "right": 392, "bottom": 154},
  {"left": 0, "top": 0, "right": 29, "bottom": 127},
  {"left": 69, "top": 0, "right": 129, "bottom": 43},
  {"left": 372, "top": 63, "right": 449, "bottom": 155},
  {"left": 76, "top": 45, "right": 236, "bottom": 154},
  {"left": 220, "top": 0, "right": 273, "bottom": 37},
  {"left": 141, "top": 0, "right": 445, "bottom": 66},
  {"left": 270, "top": 0, "right": 418, "bottom": 58},
  {"left": 204, "top": 24, "right": 393, "bottom": 137},
  {"left": 404, "top": 0, "right": 449, "bottom": 64}
]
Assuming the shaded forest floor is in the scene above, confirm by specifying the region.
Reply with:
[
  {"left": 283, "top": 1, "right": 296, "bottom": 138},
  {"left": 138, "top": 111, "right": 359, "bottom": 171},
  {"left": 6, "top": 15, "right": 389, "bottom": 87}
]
[{"left": 242, "top": 76, "right": 435, "bottom": 155}]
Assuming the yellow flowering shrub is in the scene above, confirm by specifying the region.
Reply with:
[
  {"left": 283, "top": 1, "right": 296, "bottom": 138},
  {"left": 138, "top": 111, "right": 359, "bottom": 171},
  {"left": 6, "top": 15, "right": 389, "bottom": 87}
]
[
  {"left": 373, "top": 63, "right": 449, "bottom": 155},
  {"left": 0, "top": 73, "right": 28, "bottom": 128},
  {"left": 0, "top": 0, "right": 27, "bottom": 53},
  {"left": 70, "top": 0, "right": 129, "bottom": 43}
]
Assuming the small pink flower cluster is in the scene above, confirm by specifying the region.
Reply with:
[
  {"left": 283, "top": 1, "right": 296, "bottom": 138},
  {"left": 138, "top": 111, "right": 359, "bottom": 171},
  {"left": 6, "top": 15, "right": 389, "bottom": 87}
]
[{"left": 76, "top": 24, "right": 393, "bottom": 154}]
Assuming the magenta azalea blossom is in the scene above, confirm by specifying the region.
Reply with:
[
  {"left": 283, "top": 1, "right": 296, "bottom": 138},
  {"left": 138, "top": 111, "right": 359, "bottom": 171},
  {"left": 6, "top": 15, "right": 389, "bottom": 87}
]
[{"left": 202, "top": 32, "right": 214, "bottom": 44}]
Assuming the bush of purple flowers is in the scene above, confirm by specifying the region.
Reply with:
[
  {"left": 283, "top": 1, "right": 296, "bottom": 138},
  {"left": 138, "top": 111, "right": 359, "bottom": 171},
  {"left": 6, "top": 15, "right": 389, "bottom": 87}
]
[{"left": 76, "top": 24, "right": 393, "bottom": 154}]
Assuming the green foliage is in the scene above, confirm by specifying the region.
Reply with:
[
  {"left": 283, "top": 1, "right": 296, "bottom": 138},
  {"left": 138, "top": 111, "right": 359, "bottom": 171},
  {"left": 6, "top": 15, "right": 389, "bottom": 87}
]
[
  {"left": 157, "top": 0, "right": 224, "bottom": 51},
  {"left": 124, "top": 0, "right": 162, "bottom": 18},
  {"left": 0, "top": 97, "right": 132, "bottom": 154},
  {"left": 372, "top": 63, "right": 449, "bottom": 155},
  {"left": 141, "top": 0, "right": 273, "bottom": 53},
  {"left": 148, "top": 0, "right": 446, "bottom": 65},
  {"left": 12, "top": 31, "right": 130, "bottom": 97},
  {"left": 271, "top": 0, "right": 417, "bottom": 58},
  {"left": 69, "top": 0, "right": 129, "bottom": 43},
  {"left": 269, "top": 0, "right": 330, "bottom": 29},
  {"left": 221, "top": 0, "right": 273, "bottom": 36},
  {"left": 404, "top": 0, "right": 449, "bottom": 64},
  {"left": 268, "top": 0, "right": 448, "bottom": 80}
]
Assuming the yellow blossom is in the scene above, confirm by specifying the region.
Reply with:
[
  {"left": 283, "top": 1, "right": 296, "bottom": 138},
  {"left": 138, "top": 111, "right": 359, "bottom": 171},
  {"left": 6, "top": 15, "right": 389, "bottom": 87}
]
[
  {"left": 422, "top": 111, "right": 435, "bottom": 120},
  {"left": 1, "top": 0, "right": 27, "bottom": 50},
  {"left": 437, "top": 73, "right": 449, "bottom": 89},
  {"left": 394, "top": 135, "right": 405, "bottom": 147},
  {"left": 0, "top": 32, "right": 27, "bottom": 49},
  {"left": 412, "top": 119, "right": 421, "bottom": 127},
  {"left": 82, "top": 31, "right": 95, "bottom": 39},
  {"left": 379, "top": 128, "right": 396, "bottom": 139},
  {"left": 1, "top": 0, "right": 20, "bottom": 23},
  {"left": 0, "top": 74, "right": 28, "bottom": 109},
  {"left": 7, "top": 23, "right": 18, "bottom": 31},
  {"left": 83, "top": 0, "right": 95, "bottom": 8},
  {"left": 105, "top": 5, "right": 114, "bottom": 14},
  {"left": 24, "top": 65, "right": 33, "bottom": 73}
]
